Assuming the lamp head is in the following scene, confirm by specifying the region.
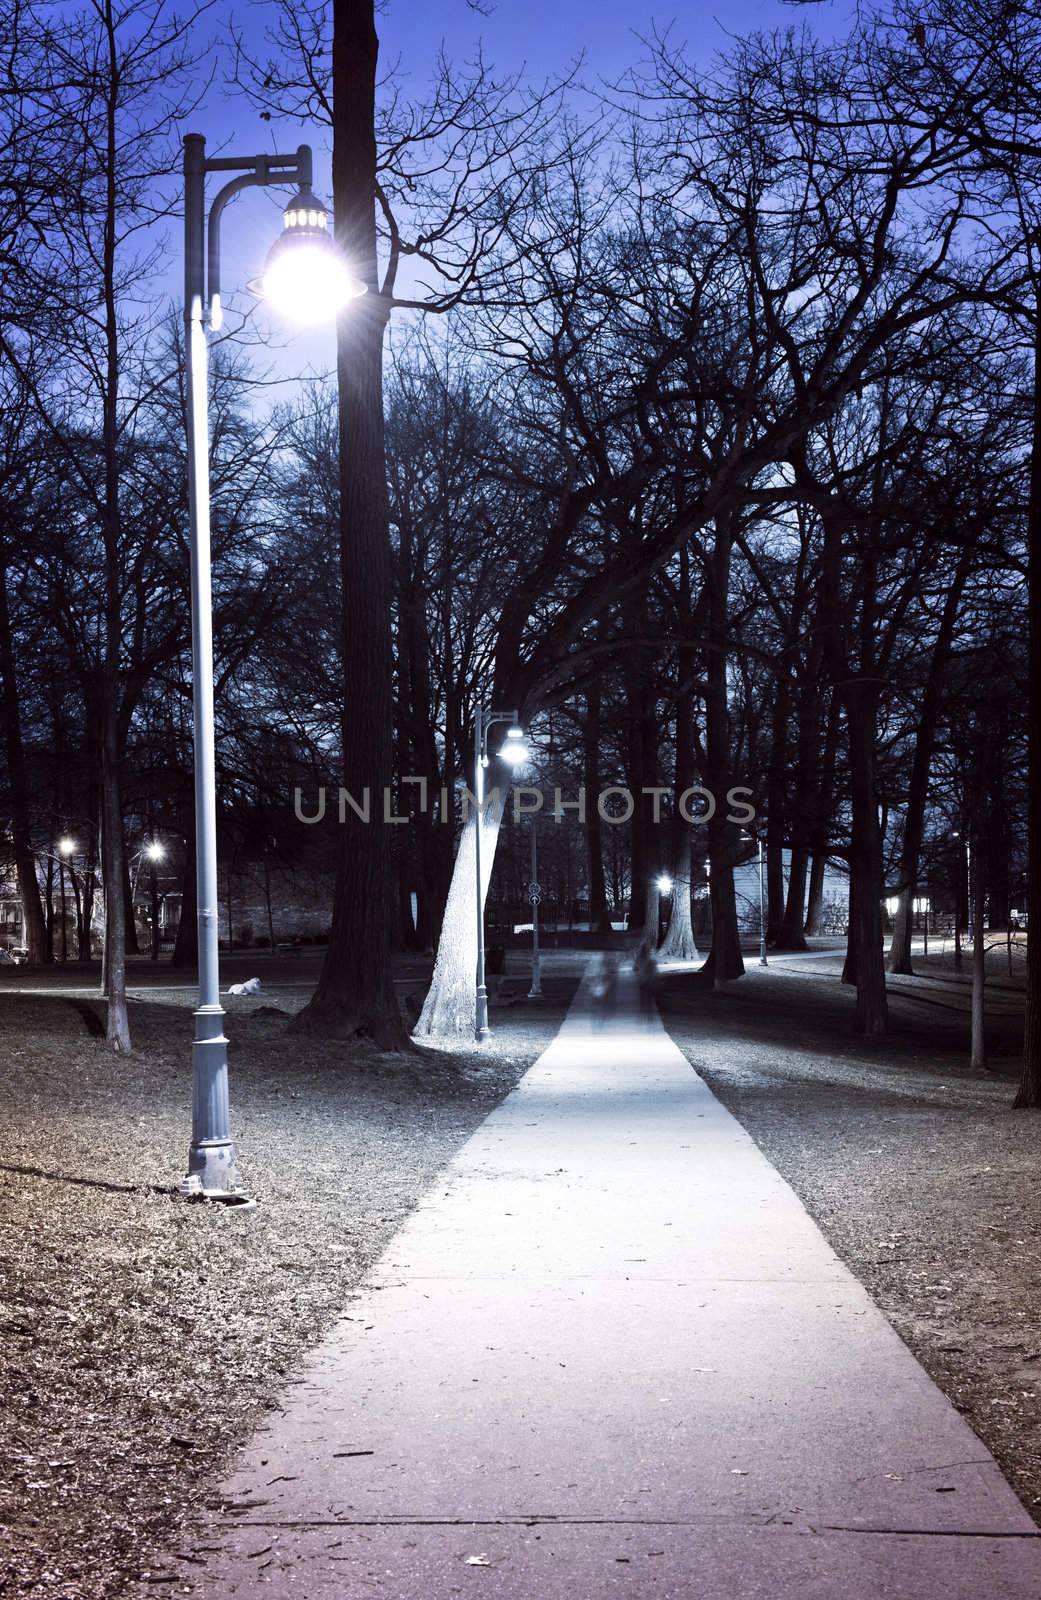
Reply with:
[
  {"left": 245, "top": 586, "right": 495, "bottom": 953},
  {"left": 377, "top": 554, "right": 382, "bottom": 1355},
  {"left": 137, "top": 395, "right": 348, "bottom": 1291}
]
[
  {"left": 259, "top": 188, "right": 366, "bottom": 324},
  {"left": 58, "top": 837, "right": 75, "bottom": 857},
  {"left": 499, "top": 725, "right": 529, "bottom": 767},
  {"left": 145, "top": 841, "right": 165, "bottom": 862},
  {"left": 656, "top": 873, "right": 673, "bottom": 896}
]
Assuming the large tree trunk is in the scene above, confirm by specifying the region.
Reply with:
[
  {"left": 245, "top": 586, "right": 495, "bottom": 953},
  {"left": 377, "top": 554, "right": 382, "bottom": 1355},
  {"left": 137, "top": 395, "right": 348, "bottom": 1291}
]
[
  {"left": 0, "top": 554, "right": 48, "bottom": 963},
  {"left": 778, "top": 845, "right": 809, "bottom": 950},
  {"left": 291, "top": 0, "right": 402, "bottom": 1044},
  {"left": 414, "top": 801, "right": 505, "bottom": 1038},
  {"left": 659, "top": 827, "right": 698, "bottom": 960},
  {"left": 1015, "top": 300, "right": 1041, "bottom": 1105}
]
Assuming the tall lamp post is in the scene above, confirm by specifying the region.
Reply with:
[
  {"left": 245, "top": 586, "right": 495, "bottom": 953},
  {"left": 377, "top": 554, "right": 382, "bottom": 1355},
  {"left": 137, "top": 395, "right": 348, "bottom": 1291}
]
[
  {"left": 756, "top": 835, "right": 768, "bottom": 966},
  {"left": 473, "top": 708, "right": 527, "bottom": 1041},
  {"left": 180, "top": 133, "right": 363, "bottom": 1200},
  {"left": 528, "top": 816, "right": 542, "bottom": 999}
]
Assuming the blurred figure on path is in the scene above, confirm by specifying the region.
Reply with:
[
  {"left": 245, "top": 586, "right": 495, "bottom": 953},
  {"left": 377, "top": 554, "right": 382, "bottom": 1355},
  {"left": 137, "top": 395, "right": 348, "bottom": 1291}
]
[
  {"left": 634, "top": 940, "right": 659, "bottom": 1020},
  {"left": 589, "top": 951, "right": 619, "bottom": 1028}
]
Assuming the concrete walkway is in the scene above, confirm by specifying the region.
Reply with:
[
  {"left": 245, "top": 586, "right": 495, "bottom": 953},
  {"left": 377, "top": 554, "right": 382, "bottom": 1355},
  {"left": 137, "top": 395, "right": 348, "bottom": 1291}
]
[{"left": 173, "top": 979, "right": 1041, "bottom": 1598}]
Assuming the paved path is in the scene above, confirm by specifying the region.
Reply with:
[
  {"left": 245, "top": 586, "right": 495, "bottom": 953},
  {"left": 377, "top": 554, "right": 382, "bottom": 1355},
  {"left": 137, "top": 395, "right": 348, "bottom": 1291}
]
[{"left": 170, "top": 979, "right": 1041, "bottom": 1598}]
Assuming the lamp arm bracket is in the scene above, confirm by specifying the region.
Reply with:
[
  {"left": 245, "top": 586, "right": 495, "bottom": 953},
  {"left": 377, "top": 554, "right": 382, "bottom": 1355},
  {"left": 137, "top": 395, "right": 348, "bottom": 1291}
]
[{"left": 204, "top": 146, "right": 314, "bottom": 326}]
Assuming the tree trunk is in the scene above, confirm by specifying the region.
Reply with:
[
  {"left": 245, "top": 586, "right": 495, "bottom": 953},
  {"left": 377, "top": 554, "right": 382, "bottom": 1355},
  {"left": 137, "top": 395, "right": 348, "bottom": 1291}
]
[
  {"left": 172, "top": 831, "right": 197, "bottom": 968},
  {"left": 778, "top": 845, "right": 809, "bottom": 950},
  {"left": 0, "top": 555, "right": 48, "bottom": 963},
  {"left": 584, "top": 681, "right": 611, "bottom": 933},
  {"left": 659, "top": 827, "right": 698, "bottom": 960},
  {"left": 291, "top": 0, "right": 403, "bottom": 1044},
  {"left": 1015, "top": 297, "right": 1041, "bottom": 1105},
  {"left": 887, "top": 547, "right": 971, "bottom": 974},
  {"left": 701, "top": 519, "right": 743, "bottom": 985},
  {"left": 100, "top": 707, "right": 130, "bottom": 1051},
  {"left": 414, "top": 800, "right": 505, "bottom": 1037},
  {"left": 804, "top": 692, "right": 840, "bottom": 935},
  {"left": 971, "top": 831, "right": 986, "bottom": 1072},
  {"left": 625, "top": 658, "right": 649, "bottom": 933},
  {"left": 846, "top": 683, "right": 887, "bottom": 1035},
  {"left": 659, "top": 673, "right": 698, "bottom": 961},
  {"left": 123, "top": 846, "right": 139, "bottom": 956},
  {"left": 764, "top": 675, "right": 790, "bottom": 944}
]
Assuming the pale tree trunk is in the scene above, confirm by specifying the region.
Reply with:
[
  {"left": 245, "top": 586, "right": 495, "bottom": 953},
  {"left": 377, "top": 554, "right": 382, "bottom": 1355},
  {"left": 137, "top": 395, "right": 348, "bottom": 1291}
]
[
  {"left": 414, "top": 799, "right": 505, "bottom": 1038},
  {"left": 659, "top": 828, "right": 698, "bottom": 960}
]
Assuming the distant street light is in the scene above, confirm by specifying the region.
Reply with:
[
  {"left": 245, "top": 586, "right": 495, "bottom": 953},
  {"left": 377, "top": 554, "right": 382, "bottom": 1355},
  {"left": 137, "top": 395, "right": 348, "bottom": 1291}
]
[
  {"left": 145, "top": 842, "right": 165, "bottom": 963},
  {"left": 656, "top": 873, "right": 673, "bottom": 896},
  {"left": 473, "top": 710, "right": 527, "bottom": 1041},
  {"left": 56, "top": 838, "right": 75, "bottom": 962},
  {"left": 180, "top": 134, "right": 363, "bottom": 1202}
]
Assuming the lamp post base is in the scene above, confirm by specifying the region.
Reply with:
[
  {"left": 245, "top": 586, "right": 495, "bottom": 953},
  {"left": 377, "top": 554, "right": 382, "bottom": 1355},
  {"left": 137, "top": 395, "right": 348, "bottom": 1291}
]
[
  {"left": 181, "top": 1005, "right": 251, "bottom": 1202},
  {"left": 475, "top": 983, "right": 490, "bottom": 1041}
]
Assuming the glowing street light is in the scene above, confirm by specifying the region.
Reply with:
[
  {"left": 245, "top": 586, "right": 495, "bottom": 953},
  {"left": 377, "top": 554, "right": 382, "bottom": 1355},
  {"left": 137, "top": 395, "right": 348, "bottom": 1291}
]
[
  {"left": 259, "top": 189, "right": 361, "bottom": 324},
  {"left": 180, "top": 135, "right": 363, "bottom": 1204},
  {"left": 656, "top": 873, "right": 673, "bottom": 896},
  {"left": 473, "top": 708, "right": 527, "bottom": 1041},
  {"left": 58, "top": 837, "right": 76, "bottom": 857},
  {"left": 145, "top": 841, "right": 165, "bottom": 863}
]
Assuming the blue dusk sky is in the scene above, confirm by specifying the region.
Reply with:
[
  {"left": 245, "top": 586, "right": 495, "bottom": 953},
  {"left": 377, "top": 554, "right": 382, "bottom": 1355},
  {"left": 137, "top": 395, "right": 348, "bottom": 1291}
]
[{"left": 172, "top": 0, "right": 854, "bottom": 385}]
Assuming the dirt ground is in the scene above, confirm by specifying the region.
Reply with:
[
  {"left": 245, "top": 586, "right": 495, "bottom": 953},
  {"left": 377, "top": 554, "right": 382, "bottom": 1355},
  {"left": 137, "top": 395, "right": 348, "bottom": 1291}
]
[
  {"left": 0, "top": 974, "right": 577, "bottom": 1599},
  {"left": 658, "top": 957, "right": 1041, "bottom": 1523}
]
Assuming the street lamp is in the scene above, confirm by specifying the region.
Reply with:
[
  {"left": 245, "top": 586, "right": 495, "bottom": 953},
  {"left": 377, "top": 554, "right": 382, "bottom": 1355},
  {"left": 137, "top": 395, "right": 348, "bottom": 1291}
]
[
  {"left": 474, "top": 710, "right": 527, "bottom": 1041},
  {"left": 180, "top": 134, "right": 363, "bottom": 1202},
  {"left": 656, "top": 873, "right": 673, "bottom": 896},
  {"left": 527, "top": 815, "right": 542, "bottom": 1000}
]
